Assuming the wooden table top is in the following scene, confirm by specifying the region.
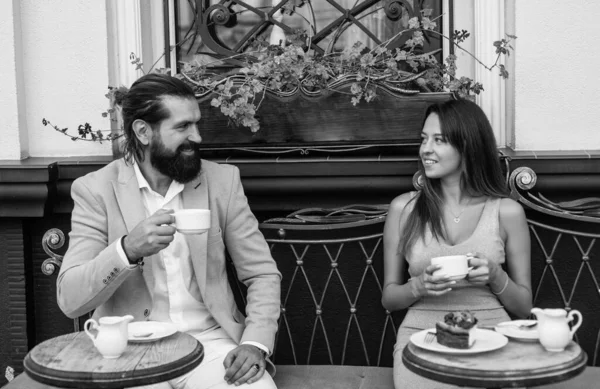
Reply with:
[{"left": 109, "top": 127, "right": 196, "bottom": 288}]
[
  {"left": 402, "top": 339, "right": 587, "bottom": 388},
  {"left": 23, "top": 331, "right": 204, "bottom": 389}
]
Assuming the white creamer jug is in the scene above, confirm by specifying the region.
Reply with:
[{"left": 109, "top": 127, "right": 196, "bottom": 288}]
[
  {"left": 84, "top": 315, "right": 134, "bottom": 359},
  {"left": 531, "top": 308, "right": 582, "bottom": 352}
]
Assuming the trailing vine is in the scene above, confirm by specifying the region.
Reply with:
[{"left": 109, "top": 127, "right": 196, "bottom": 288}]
[{"left": 46, "top": 5, "right": 515, "bottom": 140}]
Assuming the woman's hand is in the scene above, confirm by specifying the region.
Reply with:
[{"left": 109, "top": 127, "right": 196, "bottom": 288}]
[
  {"left": 466, "top": 252, "right": 503, "bottom": 286},
  {"left": 410, "top": 264, "right": 456, "bottom": 298}
]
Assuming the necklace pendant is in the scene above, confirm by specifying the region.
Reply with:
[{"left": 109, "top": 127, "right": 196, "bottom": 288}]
[{"left": 453, "top": 217, "right": 460, "bottom": 223}]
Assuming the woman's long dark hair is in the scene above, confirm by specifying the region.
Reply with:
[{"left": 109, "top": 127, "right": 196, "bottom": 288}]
[
  {"left": 112, "top": 73, "right": 197, "bottom": 163},
  {"left": 399, "top": 99, "right": 509, "bottom": 257}
]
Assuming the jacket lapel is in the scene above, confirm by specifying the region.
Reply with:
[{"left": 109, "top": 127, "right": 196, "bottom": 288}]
[
  {"left": 182, "top": 170, "right": 208, "bottom": 297},
  {"left": 112, "top": 161, "right": 155, "bottom": 291}
]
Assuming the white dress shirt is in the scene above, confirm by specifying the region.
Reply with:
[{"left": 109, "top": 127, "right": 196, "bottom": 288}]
[{"left": 115, "top": 163, "right": 269, "bottom": 354}]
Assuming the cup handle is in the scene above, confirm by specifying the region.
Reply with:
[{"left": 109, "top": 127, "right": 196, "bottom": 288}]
[
  {"left": 84, "top": 318, "right": 98, "bottom": 341},
  {"left": 568, "top": 310, "right": 583, "bottom": 337}
]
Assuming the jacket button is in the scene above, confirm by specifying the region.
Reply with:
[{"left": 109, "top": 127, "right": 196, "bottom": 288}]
[
  {"left": 144, "top": 309, "right": 150, "bottom": 317},
  {"left": 103, "top": 279, "right": 107, "bottom": 284}
]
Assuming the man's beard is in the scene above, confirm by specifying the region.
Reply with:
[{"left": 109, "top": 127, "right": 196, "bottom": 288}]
[{"left": 149, "top": 137, "right": 202, "bottom": 183}]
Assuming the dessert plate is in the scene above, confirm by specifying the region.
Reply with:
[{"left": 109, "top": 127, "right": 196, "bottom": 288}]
[
  {"left": 410, "top": 328, "right": 508, "bottom": 354},
  {"left": 128, "top": 321, "right": 177, "bottom": 343},
  {"left": 494, "top": 320, "right": 539, "bottom": 341}
]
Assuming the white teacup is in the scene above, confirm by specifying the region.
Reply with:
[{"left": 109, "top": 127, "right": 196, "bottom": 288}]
[
  {"left": 174, "top": 209, "right": 211, "bottom": 234},
  {"left": 431, "top": 255, "right": 471, "bottom": 280}
]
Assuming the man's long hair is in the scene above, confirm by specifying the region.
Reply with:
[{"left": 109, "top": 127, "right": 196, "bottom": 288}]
[
  {"left": 112, "top": 73, "right": 197, "bottom": 163},
  {"left": 398, "top": 99, "right": 509, "bottom": 258}
]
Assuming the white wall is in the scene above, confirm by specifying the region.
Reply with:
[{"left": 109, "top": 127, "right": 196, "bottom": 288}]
[
  {"left": 0, "top": 0, "right": 28, "bottom": 160},
  {"left": 20, "top": 0, "right": 112, "bottom": 158},
  {"left": 1, "top": 0, "right": 598, "bottom": 158},
  {"left": 513, "top": 0, "right": 600, "bottom": 150}
]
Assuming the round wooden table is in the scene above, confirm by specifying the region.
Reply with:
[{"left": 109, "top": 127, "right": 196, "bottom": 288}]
[
  {"left": 402, "top": 339, "right": 587, "bottom": 388},
  {"left": 23, "top": 331, "right": 204, "bottom": 389}
]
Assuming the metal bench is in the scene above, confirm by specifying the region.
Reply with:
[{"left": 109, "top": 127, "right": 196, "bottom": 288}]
[{"left": 6, "top": 166, "right": 600, "bottom": 389}]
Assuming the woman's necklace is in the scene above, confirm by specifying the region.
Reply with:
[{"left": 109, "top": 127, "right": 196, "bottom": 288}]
[{"left": 448, "top": 197, "right": 472, "bottom": 223}]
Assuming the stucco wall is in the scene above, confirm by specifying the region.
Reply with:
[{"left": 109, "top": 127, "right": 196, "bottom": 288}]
[
  {"left": 21, "top": 0, "right": 112, "bottom": 157},
  {"left": 513, "top": 0, "right": 600, "bottom": 150},
  {"left": 2, "top": 0, "right": 599, "bottom": 157},
  {"left": 0, "top": 0, "right": 27, "bottom": 160}
]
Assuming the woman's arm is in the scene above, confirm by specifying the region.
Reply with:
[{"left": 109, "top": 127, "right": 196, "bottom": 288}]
[
  {"left": 381, "top": 193, "right": 454, "bottom": 312},
  {"left": 495, "top": 198, "right": 533, "bottom": 318},
  {"left": 381, "top": 193, "right": 418, "bottom": 311}
]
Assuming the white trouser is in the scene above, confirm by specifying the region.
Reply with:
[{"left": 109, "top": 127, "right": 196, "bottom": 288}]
[{"left": 136, "top": 327, "right": 277, "bottom": 389}]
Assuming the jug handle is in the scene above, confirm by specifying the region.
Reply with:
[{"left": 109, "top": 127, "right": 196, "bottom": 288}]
[
  {"left": 567, "top": 310, "right": 583, "bottom": 337},
  {"left": 84, "top": 318, "right": 99, "bottom": 341}
]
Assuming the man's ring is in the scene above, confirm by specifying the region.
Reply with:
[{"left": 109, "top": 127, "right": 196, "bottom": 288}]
[{"left": 253, "top": 364, "right": 260, "bottom": 371}]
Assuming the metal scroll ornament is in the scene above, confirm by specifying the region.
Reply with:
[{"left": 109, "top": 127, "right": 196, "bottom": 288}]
[
  {"left": 41, "top": 228, "right": 65, "bottom": 275},
  {"left": 509, "top": 167, "right": 600, "bottom": 222}
]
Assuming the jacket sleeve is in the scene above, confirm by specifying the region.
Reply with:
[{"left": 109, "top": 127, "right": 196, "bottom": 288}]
[
  {"left": 56, "top": 177, "right": 137, "bottom": 319},
  {"left": 222, "top": 166, "right": 282, "bottom": 351}
]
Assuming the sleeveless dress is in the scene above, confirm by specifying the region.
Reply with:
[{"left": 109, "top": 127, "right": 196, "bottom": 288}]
[{"left": 393, "top": 196, "right": 511, "bottom": 389}]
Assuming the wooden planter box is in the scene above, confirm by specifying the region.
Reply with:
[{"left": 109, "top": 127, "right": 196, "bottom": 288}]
[{"left": 197, "top": 91, "right": 453, "bottom": 153}]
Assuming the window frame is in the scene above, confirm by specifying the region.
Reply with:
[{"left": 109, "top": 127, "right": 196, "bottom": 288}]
[{"left": 107, "top": 0, "right": 511, "bottom": 146}]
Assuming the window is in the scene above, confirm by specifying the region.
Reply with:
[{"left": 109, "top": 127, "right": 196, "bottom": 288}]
[
  {"left": 107, "top": 0, "right": 511, "bottom": 147},
  {"left": 173, "top": 0, "right": 443, "bottom": 71}
]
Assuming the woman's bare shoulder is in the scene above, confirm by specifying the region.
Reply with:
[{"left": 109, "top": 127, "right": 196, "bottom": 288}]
[
  {"left": 499, "top": 197, "right": 526, "bottom": 221},
  {"left": 389, "top": 191, "right": 419, "bottom": 214}
]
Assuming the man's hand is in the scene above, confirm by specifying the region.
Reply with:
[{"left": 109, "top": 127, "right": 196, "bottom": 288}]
[
  {"left": 223, "top": 344, "right": 266, "bottom": 386},
  {"left": 123, "top": 209, "right": 176, "bottom": 261}
]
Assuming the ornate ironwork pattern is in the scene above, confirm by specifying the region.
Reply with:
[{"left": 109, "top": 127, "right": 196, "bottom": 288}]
[
  {"left": 509, "top": 167, "right": 600, "bottom": 223},
  {"left": 40, "top": 228, "right": 90, "bottom": 332},
  {"left": 193, "top": 0, "right": 418, "bottom": 59},
  {"left": 260, "top": 215, "right": 396, "bottom": 366},
  {"left": 41, "top": 228, "right": 65, "bottom": 276},
  {"left": 509, "top": 166, "right": 600, "bottom": 366}
]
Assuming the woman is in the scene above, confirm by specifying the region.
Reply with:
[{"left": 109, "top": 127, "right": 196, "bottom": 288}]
[{"left": 382, "top": 99, "right": 532, "bottom": 388}]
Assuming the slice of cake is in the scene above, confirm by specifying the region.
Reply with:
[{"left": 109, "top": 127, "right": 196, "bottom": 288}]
[{"left": 435, "top": 310, "right": 478, "bottom": 349}]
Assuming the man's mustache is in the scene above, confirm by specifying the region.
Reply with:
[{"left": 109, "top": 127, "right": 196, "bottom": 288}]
[{"left": 178, "top": 142, "right": 201, "bottom": 152}]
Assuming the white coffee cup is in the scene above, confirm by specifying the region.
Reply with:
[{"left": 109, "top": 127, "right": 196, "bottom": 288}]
[
  {"left": 173, "top": 209, "right": 211, "bottom": 234},
  {"left": 431, "top": 255, "right": 471, "bottom": 280}
]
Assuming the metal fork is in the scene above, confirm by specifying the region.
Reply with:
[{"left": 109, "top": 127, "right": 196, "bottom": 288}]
[{"left": 424, "top": 332, "right": 436, "bottom": 344}]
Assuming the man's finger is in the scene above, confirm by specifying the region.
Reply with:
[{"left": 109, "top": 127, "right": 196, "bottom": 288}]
[
  {"left": 226, "top": 359, "right": 248, "bottom": 385},
  {"left": 222, "top": 349, "right": 235, "bottom": 370},
  {"left": 151, "top": 213, "right": 175, "bottom": 226},
  {"left": 155, "top": 225, "right": 177, "bottom": 236},
  {"left": 154, "top": 208, "right": 174, "bottom": 215},
  {"left": 234, "top": 363, "right": 260, "bottom": 386},
  {"left": 246, "top": 364, "right": 265, "bottom": 385},
  {"left": 224, "top": 353, "right": 246, "bottom": 384}
]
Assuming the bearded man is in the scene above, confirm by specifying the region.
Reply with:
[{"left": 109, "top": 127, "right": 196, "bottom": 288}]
[{"left": 57, "top": 73, "right": 281, "bottom": 389}]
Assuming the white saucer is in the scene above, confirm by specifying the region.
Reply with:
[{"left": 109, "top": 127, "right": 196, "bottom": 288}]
[
  {"left": 410, "top": 328, "right": 508, "bottom": 355},
  {"left": 494, "top": 320, "right": 539, "bottom": 341},
  {"left": 177, "top": 228, "right": 208, "bottom": 235},
  {"left": 128, "top": 321, "right": 177, "bottom": 343}
]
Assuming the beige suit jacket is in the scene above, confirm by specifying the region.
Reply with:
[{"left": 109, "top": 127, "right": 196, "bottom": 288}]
[{"left": 57, "top": 158, "right": 281, "bottom": 352}]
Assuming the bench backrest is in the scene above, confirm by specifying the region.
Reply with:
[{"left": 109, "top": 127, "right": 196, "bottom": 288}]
[{"left": 41, "top": 167, "right": 600, "bottom": 368}]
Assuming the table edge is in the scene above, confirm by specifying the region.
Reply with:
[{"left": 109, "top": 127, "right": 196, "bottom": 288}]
[
  {"left": 24, "top": 336, "right": 204, "bottom": 389},
  {"left": 402, "top": 342, "right": 588, "bottom": 388}
]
